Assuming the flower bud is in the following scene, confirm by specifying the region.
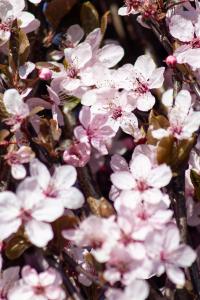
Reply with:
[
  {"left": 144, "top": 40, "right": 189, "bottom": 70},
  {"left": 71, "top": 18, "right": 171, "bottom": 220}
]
[
  {"left": 38, "top": 68, "right": 52, "bottom": 80},
  {"left": 165, "top": 55, "right": 177, "bottom": 67}
]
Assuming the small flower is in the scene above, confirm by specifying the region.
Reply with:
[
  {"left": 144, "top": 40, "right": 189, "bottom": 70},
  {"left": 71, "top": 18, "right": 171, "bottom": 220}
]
[
  {"left": 74, "top": 106, "right": 115, "bottom": 155},
  {"left": 3, "top": 89, "right": 30, "bottom": 131},
  {"left": 111, "top": 152, "right": 172, "bottom": 204},
  {"left": 152, "top": 89, "right": 200, "bottom": 140},
  {"left": 63, "top": 216, "right": 120, "bottom": 263},
  {"left": 0, "top": 178, "right": 64, "bottom": 247},
  {"left": 8, "top": 266, "right": 66, "bottom": 300},
  {"left": 5, "top": 146, "right": 35, "bottom": 180},
  {"left": 146, "top": 224, "right": 196, "bottom": 285},
  {"left": 29, "top": 158, "right": 84, "bottom": 209}
]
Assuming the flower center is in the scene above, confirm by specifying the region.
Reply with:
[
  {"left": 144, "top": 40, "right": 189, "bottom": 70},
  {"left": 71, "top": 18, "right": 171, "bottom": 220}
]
[
  {"left": 0, "top": 22, "right": 10, "bottom": 32},
  {"left": 44, "top": 184, "right": 58, "bottom": 198},
  {"left": 190, "top": 37, "right": 200, "bottom": 49},
  {"left": 67, "top": 67, "right": 79, "bottom": 78},
  {"left": 34, "top": 286, "right": 45, "bottom": 295},
  {"left": 135, "top": 79, "right": 149, "bottom": 94},
  {"left": 137, "top": 180, "right": 149, "bottom": 192},
  {"left": 112, "top": 106, "right": 123, "bottom": 120}
]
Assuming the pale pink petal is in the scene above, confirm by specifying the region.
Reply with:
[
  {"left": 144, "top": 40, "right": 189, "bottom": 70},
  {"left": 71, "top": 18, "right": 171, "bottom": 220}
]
[
  {"left": 149, "top": 67, "right": 165, "bottom": 89},
  {"left": 169, "top": 15, "right": 194, "bottom": 42},
  {"left": 60, "top": 187, "right": 84, "bottom": 209},
  {"left": 111, "top": 171, "right": 135, "bottom": 190},
  {"left": 97, "top": 44, "right": 124, "bottom": 68},
  {"left": 110, "top": 154, "right": 129, "bottom": 172},
  {"left": 166, "top": 266, "right": 185, "bottom": 285},
  {"left": 52, "top": 165, "right": 77, "bottom": 189},
  {"left": 30, "top": 158, "right": 50, "bottom": 190},
  {"left": 148, "top": 164, "right": 172, "bottom": 188},
  {"left": 11, "top": 164, "right": 26, "bottom": 180},
  {"left": 25, "top": 220, "right": 53, "bottom": 247},
  {"left": 136, "top": 92, "right": 155, "bottom": 111},
  {"left": 130, "top": 154, "right": 151, "bottom": 180},
  {"left": 134, "top": 55, "right": 155, "bottom": 80},
  {"left": 22, "top": 266, "right": 39, "bottom": 286}
]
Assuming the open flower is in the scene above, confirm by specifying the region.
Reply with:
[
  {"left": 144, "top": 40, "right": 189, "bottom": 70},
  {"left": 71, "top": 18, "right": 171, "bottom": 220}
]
[
  {"left": 63, "top": 216, "right": 120, "bottom": 263},
  {"left": 29, "top": 158, "right": 84, "bottom": 210},
  {"left": 111, "top": 153, "right": 172, "bottom": 204},
  {"left": 169, "top": 5, "right": 200, "bottom": 70},
  {"left": 152, "top": 89, "right": 200, "bottom": 140},
  {"left": 0, "top": 0, "right": 40, "bottom": 47},
  {"left": 74, "top": 106, "right": 115, "bottom": 155},
  {"left": 146, "top": 224, "right": 196, "bottom": 285},
  {"left": 5, "top": 146, "right": 35, "bottom": 180},
  {"left": 82, "top": 88, "right": 138, "bottom": 135},
  {"left": 3, "top": 89, "right": 30, "bottom": 131},
  {"left": 8, "top": 266, "right": 66, "bottom": 300},
  {"left": 0, "top": 178, "right": 64, "bottom": 247},
  {"left": 116, "top": 55, "right": 165, "bottom": 111}
]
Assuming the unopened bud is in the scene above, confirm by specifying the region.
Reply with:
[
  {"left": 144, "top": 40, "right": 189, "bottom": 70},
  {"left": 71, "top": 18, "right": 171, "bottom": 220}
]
[
  {"left": 165, "top": 55, "right": 177, "bottom": 67},
  {"left": 38, "top": 68, "right": 52, "bottom": 80}
]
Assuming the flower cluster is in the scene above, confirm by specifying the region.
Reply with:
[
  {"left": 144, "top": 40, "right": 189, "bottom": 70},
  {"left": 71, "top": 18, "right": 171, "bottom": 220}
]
[{"left": 0, "top": 0, "right": 200, "bottom": 299}]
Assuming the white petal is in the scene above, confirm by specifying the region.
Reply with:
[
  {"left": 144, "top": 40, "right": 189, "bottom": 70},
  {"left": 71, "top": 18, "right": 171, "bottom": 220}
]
[
  {"left": 166, "top": 266, "right": 185, "bottom": 286},
  {"left": 11, "top": 164, "right": 26, "bottom": 180},
  {"left": 148, "top": 164, "right": 172, "bottom": 188},
  {"left": 52, "top": 165, "right": 77, "bottom": 189},
  {"left": 134, "top": 55, "right": 156, "bottom": 80},
  {"left": 130, "top": 154, "right": 151, "bottom": 180},
  {"left": 97, "top": 44, "right": 124, "bottom": 68},
  {"left": 111, "top": 171, "right": 135, "bottom": 190},
  {"left": 61, "top": 187, "right": 84, "bottom": 209},
  {"left": 136, "top": 93, "right": 155, "bottom": 111},
  {"left": 169, "top": 15, "right": 194, "bottom": 42},
  {"left": 25, "top": 220, "right": 53, "bottom": 247},
  {"left": 30, "top": 158, "right": 50, "bottom": 190}
]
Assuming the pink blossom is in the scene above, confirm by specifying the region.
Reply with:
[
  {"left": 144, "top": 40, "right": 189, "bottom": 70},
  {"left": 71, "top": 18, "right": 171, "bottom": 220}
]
[
  {"left": 145, "top": 224, "right": 196, "bottom": 285},
  {"left": 116, "top": 54, "right": 165, "bottom": 111},
  {"left": 63, "top": 216, "right": 120, "bottom": 263},
  {"left": 63, "top": 141, "right": 91, "bottom": 167},
  {"left": 29, "top": 158, "right": 84, "bottom": 209},
  {"left": 8, "top": 266, "right": 66, "bottom": 300},
  {"left": 103, "top": 243, "right": 152, "bottom": 285},
  {"left": 116, "top": 191, "right": 173, "bottom": 239},
  {"left": 74, "top": 106, "right": 115, "bottom": 155},
  {"left": 3, "top": 89, "right": 30, "bottom": 131},
  {"left": 111, "top": 152, "right": 172, "bottom": 203},
  {"left": 0, "top": 0, "right": 40, "bottom": 47},
  {"left": 0, "top": 178, "right": 64, "bottom": 247},
  {"left": 82, "top": 88, "right": 139, "bottom": 135},
  {"left": 5, "top": 146, "right": 35, "bottom": 180},
  {"left": 106, "top": 280, "right": 149, "bottom": 300},
  {"left": 51, "top": 24, "right": 84, "bottom": 60},
  {"left": 169, "top": 6, "right": 200, "bottom": 70},
  {"left": 152, "top": 90, "right": 200, "bottom": 140}
]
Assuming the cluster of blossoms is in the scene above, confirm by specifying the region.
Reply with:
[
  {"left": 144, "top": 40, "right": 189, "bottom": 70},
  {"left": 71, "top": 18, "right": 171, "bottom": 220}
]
[{"left": 0, "top": 0, "right": 200, "bottom": 299}]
